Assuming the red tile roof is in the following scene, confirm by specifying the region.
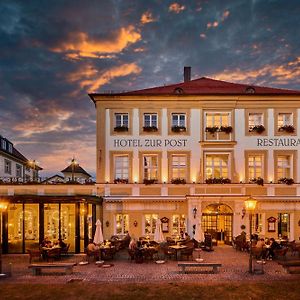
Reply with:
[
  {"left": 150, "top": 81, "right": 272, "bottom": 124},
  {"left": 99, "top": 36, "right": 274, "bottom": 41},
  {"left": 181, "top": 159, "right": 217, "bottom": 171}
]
[{"left": 90, "top": 77, "right": 300, "bottom": 97}]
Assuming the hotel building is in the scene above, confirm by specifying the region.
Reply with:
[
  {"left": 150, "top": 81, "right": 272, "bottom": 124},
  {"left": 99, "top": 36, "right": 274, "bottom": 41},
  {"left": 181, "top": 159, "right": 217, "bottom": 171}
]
[{"left": 89, "top": 67, "right": 300, "bottom": 244}]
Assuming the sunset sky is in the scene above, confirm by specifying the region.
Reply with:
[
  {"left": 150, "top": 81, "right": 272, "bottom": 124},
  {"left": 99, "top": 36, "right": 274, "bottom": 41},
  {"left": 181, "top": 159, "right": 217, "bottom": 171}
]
[{"left": 0, "top": 0, "right": 300, "bottom": 178}]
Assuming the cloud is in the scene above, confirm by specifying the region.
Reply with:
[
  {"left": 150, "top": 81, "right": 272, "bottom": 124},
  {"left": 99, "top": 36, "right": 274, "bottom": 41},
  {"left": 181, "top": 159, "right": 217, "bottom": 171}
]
[
  {"left": 210, "top": 57, "right": 300, "bottom": 85},
  {"left": 71, "top": 63, "right": 142, "bottom": 92},
  {"left": 51, "top": 25, "right": 141, "bottom": 59},
  {"left": 141, "top": 11, "right": 156, "bottom": 24},
  {"left": 221, "top": 10, "right": 230, "bottom": 21},
  {"left": 169, "top": 3, "right": 185, "bottom": 14},
  {"left": 207, "top": 21, "right": 219, "bottom": 29},
  {"left": 200, "top": 33, "right": 206, "bottom": 39}
]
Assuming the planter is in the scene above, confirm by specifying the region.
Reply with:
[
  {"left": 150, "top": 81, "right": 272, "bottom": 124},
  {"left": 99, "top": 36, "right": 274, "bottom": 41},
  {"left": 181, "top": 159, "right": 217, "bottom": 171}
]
[
  {"left": 114, "top": 178, "right": 129, "bottom": 184},
  {"left": 205, "top": 177, "right": 231, "bottom": 184},
  {"left": 171, "top": 178, "right": 186, "bottom": 184},
  {"left": 219, "top": 126, "right": 233, "bottom": 134},
  {"left": 249, "top": 125, "right": 265, "bottom": 134},
  {"left": 114, "top": 126, "right": 128, "bottom": 132},
  {"left": 278, "top": 125, "right": 295, "bottom": 133},
  {"left": 171, "top": 126, "right": 186, "bottom": 132},
  {"left": 278, "top": 177, "right": 294, "bottom": 185},
  {"left": 143, "top": 126, "right": 158, "bottom": 132},
  {"left": 143, "top": 178, "right": 157, "bottom": 185},
  {"left": 250, "top": 177, "right": 264, "bottom": 186},
  {"left": 205, "top": 126, "right": 219, "bottom": 134}
]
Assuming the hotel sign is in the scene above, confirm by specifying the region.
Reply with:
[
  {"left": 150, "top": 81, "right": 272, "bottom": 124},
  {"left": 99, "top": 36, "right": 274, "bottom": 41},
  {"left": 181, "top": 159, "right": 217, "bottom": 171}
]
[
  {"left": 114, "top": 138, "right": 188, "bottom": 148},
  {"left": 257, "top": 138, "right": 300, "bottom": 147}
]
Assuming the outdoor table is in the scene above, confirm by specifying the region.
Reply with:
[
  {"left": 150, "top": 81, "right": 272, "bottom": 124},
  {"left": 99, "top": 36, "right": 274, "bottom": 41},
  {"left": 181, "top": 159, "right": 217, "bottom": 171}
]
[
  {"left": 99, "top": 245, "right": 115, "bottom": 259},
  {"left": 169, "top": 245, "right": 187, "bottom": 260}
]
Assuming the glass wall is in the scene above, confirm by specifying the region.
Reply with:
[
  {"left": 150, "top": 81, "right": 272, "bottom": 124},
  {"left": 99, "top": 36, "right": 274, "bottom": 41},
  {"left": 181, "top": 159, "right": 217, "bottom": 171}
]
[
  {"left": 61, "top": 204, "right": 75, "bottom": 252},
  {"left": 24, "top": 204, "right": 39, "bottom": 250},
  {"left": 44, "top": 204, "right": 59, "bottom": 242},
  {"left": 80, "top": 203, "right": 85, "bottom": 252},
  {"left": 8, "top": 204, "right": 23, "bottom": 253}
]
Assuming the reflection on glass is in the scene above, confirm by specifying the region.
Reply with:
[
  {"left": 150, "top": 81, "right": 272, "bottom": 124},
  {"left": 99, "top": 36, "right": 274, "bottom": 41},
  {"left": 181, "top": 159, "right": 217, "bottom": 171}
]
[
  {"left": 8, "top": 203, "right": 23, "bottom": 253},
  {"left": 24, "top": 204, "right": 39, "bottom": 250},
  {"left": 88, "top": 204, "right": 93, "bottom": 240},
  {"left": 61, "top": 204, "right": 75, "bottom": 252},
  {"left": 80, "top": 203, "right": 85, "bottom": 252},
  {"left": 44, "top": 203, "right": 59, "bottom": 243}
]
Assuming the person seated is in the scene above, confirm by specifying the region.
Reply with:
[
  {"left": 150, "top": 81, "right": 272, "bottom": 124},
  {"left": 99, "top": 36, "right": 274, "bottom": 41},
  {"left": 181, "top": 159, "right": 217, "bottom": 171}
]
[
  {"left": 87, "top": 239, "right": 100, "bottom": 260},
  {"left": 52, "top": 240, "right": 60, "bottom": 248},
  {"left": 254, "top": 238, "right": 267, "bottom": 259},
  {"left": 266, "top": 238, "right": 281, "bottom": 260},
  {"left": 129, "top": 238, "right": 137, "bottom": 250},
  {"left": 41, "top": 236, "right": 51, "bottom": 248}
]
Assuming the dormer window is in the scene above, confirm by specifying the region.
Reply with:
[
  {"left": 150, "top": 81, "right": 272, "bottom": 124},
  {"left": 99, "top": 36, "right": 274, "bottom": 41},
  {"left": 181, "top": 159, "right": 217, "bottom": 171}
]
[
  {"left": 8, "top": 143, "right": 13, "bottom": 153},
  {"left": 1, "top": 139, "right": 7, "bottom": 150}
]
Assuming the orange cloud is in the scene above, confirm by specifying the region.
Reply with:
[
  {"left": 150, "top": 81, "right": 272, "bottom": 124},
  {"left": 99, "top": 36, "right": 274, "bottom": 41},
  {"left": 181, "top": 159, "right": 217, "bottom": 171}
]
[
  {"left": 221, "top": 10, "right": 230, "bottom": 21},
  {"left": 76, "top": 63, "right": 142, "bottom": 92},
  {"left": 169, "top": 3, "right": 185, "bottom": 13},
  {"left": 141, "top": 11, "right": 156, "bottom": 24},
  {"left": 52, "top": 26, "right": 141, "bottom": 59},
  {"left": 210, "top": 57, "right": 300, "bottom": 85}
]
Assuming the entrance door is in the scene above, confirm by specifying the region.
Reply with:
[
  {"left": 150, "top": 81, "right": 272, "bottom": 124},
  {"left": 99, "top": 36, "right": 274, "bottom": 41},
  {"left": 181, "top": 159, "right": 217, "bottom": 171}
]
[{"left": 202, "top": 203, "right": 233, "bottom": 244}]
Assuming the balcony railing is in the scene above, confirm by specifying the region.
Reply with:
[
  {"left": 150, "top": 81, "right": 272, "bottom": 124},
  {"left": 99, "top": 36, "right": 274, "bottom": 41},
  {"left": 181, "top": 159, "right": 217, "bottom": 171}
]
[{"left": 0, "top": 177, "right": 95, "bottom": 185}]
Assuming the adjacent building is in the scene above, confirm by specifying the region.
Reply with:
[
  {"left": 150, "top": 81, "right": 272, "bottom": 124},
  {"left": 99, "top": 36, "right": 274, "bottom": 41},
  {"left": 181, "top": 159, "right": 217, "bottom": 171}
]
[{"left": 89, "top": 67, "right": 300, "bottom": 244}]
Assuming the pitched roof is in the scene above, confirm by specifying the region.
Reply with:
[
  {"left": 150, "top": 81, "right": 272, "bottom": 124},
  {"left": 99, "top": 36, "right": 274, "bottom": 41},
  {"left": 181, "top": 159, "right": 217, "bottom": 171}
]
[
  {"left": 89, "top": 77, "right": 300, "bottom": 97},
  {"left": 61, "top": 164, "right": 91, "bottom": 177}
]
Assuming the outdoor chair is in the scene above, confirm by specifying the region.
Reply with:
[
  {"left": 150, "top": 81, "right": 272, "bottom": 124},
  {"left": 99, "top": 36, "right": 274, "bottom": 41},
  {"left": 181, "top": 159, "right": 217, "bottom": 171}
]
[
  {"left": 274, "top": 247, "right": 289, "bottom": 260},
  {"left": 162, "top": 245, "right": 176, "bottom": 260},
  {"left": 60, "top": 243, "right": 70, "bottom": 256},
  {"left": 86, "top": 248, "right": 100, "bottom": 262},
  {"left": 181, "top": 247, "right": 194, "bottom": 260},
  {"left": 46, "top": 248, "right": 61, "bottom": 262},
  {"left": 27, "top": 249, "right": 42, "bottom": 264},
  {"left": 101, "top": 247, "right": 116, "bottom": 260}
]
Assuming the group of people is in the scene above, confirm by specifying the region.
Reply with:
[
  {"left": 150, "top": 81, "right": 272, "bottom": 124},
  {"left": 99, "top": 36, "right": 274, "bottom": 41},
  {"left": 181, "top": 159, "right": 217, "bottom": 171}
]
[
  {"left": 254, "top": 237, "right": 282, "bottom": 260},
  {"left": 41, "top": 236, "right": 67, "bottom": 249}
]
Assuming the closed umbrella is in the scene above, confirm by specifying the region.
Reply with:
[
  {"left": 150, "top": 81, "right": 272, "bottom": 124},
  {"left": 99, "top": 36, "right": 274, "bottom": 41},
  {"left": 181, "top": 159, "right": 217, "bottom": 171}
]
[
  {"left": 194, "top": 219, "right": 204, "bottom": 243},
  {"left": 93, "top": 219, "right": 104, "bottom": 245},
  {"left": 154, "top": 219, "right": 165, "bottom": 243}
]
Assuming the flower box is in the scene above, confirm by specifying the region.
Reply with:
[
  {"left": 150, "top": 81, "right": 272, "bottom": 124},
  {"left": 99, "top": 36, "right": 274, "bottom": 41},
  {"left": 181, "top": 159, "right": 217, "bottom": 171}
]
[
  {"left": 205, "top": 177, "right": 231, "bottom": 184},
  {"left": 205, "top": 126, "right": 219, "bottom": 134},
  {"left": 171, "top": 126, "right": 186, "bottom": 132},
  {"left": 114, "top": 178, "right": 129, "bottom": 184},
  {"left": 143, "top": 178, "right": 157, "bottom": 185},
  {"left": 250, "top": 177, "right": 264, "bottom": 186},
  {"left": 278, "top": 177, "right": 294, "bottom": 185},
  {"left": 219, "top": 126, "right": 233, "bottom": 134},
  {"left": 249, "top": 125, "right": 265, "bottom": 134},
  {"left": 171, "top": 178, "right": 186, "bottom": 184},
  {"left": 278, "top": 125, "right": 295, "bottom": 133},
  {"left": 143, "top": 126, "right": 158, "bottom": 132},
  {"left": 114, "top": 126, "right": 128, "bottom": 132}
]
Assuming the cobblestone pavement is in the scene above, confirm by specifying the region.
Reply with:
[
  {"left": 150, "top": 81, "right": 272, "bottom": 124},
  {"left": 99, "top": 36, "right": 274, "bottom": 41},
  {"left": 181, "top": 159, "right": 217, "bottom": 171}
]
[{"left": 1, "top": 245, "right": 299, "bottom": 284}]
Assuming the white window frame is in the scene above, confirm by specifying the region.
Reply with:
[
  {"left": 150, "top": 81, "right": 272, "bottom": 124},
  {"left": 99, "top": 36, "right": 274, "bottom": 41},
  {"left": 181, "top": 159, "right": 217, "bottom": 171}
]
[
  {"left": 171, "top": 155, "right": 187, "bottom": 180},
  {"left": 278, "top": 113, "right": 293, "bottom": 128},
  {"left": 172, "top": 113, "right": 186, "bottom": 127},
  {"left": 115, "top": 214, "right": 129, "bottom": 235},
  {"left": 204, "top": 111, "right": 231, "bottom": 141},
  {"left": 16, "top": 164, "right": 22, "bottom": 178},
  {"left": 114, "top": 155, "right": 129, "bottom": 180},
  {"left": 1, "top": 139, "right": 7, "bottom": 150},
  {"left": 143, "top": 154, "right": 158, "bottom": 180},
  {"left": 172, "top": 214, "right": 186, "bottom": 236},
  {"left": 277, "top": 155, "right": 292, "bottom": 179},
  {"left": 204, "top": 153, "right": 230, "bottom": 179},
  {"left": 115, "top": 113, "right": 129, "bottom": 128},
  {"left": 249, "top": 113, "right": 263, "bottom": 129},
  {"left": 4, "top": 159, "right": 11, "bottom": 174},
  {"left": 248, "top": 155, "right": 263, "bottom": 179},
  {"left": 143, "top": 214, "right": 158, "bottom": 235},
  {"left": 144, "top": 113, "right": 157, "bottom": 128}
]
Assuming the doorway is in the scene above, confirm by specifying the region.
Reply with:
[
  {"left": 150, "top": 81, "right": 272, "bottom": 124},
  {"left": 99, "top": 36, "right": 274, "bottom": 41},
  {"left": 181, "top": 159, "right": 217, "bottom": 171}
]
[{"left": 202, "top": 203, "right": 233, "bottom": 244}]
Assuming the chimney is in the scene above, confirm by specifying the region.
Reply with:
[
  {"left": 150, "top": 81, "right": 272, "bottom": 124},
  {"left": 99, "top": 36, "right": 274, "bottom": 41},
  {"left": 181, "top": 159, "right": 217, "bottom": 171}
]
[{"left": 184, "top": 66, "right": 191, "bottom": 82}]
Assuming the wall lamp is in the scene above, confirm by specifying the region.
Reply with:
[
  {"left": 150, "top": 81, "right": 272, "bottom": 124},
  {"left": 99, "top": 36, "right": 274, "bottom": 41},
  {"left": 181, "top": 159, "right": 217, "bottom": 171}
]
[{"left": 193, "top": 207, "right": 197, "bottom": 219}]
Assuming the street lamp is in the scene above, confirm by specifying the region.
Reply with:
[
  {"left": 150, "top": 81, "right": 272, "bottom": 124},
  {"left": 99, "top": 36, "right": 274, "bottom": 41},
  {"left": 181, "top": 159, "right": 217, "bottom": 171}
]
[
  {"left": 244, "top": 196, "right": 257, "bottom": 274},
  {"left": 28, "top": 160, "right": 38, "bottom": 182},
  {"left": 71, "top": 158, "right": 78, "bottom": 182},
  {"left": 0, "top": 201, "right": 8, "bottom": 275}
]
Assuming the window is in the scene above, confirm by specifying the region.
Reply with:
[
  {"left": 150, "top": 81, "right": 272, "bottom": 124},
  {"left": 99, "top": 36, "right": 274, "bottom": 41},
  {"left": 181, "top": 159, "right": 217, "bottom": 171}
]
[
  {"left": 277, "top": 155, "right": 291, "bottom": 179},
  {"left": 278, "top": 113, "right": 292, "bottom": 128},
  {"left": 1, "top": 139, "right": 7, "bottom": 150},
  {"left": 115, "top": 214, "right": 129, "bottom": 235},
  {"left": 249, "top": 113, "right": 263, "bottom": 129},
  {"left": 171, "top": 155, "right": 187, "bottom": 180},
  {"left": 172, "top": 113, "right": 186, "bottom": 127},
  {"left": 205, "top": 154, "right": 229, "bottom": 179},
  {"left": 143, "top": 155, "right": 158, "bottom": 181},
  {"left": 114, "top": 155, "right": 129, "bottom": 182},
  {"left": 144, "top": 113, "right": 157, "bottom": 128},
  {"left": 278, "top": 213, "right": 290, "bottom": 238},
  {"left": 204, "top": 112, "right": 232, "bottom": 141},
  {"left": 248, "top": 155, "right": 263, "bottom": 179},
  {"left": 206, "top": 112, "right": 229, "bottom": 127},
  {"left": 8, "top": 143, "right": 13, "bottom": 153},
  {"left": 115, "top": 113, "right": 129, "bottom": 128},
  {"left": 4, "top": 159, "right": 11, "bottom": 174},
  {"left": 16, "top": 164, "right": 22, "bottom": 177},
  {"left": 172, "top": 215, "right": 186, "bottom": 236},
  {"left": 144, "top": 214, "right": 158, "bottom": 235}
]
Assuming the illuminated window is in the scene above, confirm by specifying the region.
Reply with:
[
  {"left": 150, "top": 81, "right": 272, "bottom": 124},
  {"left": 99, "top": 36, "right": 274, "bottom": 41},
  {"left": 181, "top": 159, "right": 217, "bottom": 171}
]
[
  {"left": 144, "top": 113, "right": 157, "bottom": 128},
  {"left": 277, "top": 155, "right": 291, "bottom": 179},
  {"left": 16, "top": 164, "right": 22, "bottom": 178},
  {"left": 248, "top": 155, "right": 263, "bottom": 179},
  {"left": 172, "top": 215, "right": 186, "bottom": 236},
  {"left": 172, "top": 113, "right": 186, "bottom": 127},
  {"left": 143, "top": 155, "right": 158, "bottom": 180},
  {"left": 278, "top": 113, "right": 292, "bottom": 128},
  {"left": 115, "top": 113, "right": 128, "bottom": 128},
  {"left": 4, "top": 159, "right": 11, "bottom": 174},
  {"left": 206, "top": 112, "right": 229, "bottom": 127},
  {"left": 114, "top": 155, "right": 129, "bottom": 181},
  {"left": 205, "top": 154, "right": 229, "bottom": 179},
  {"left": 171, "top": 155, "right": 187, "bottom": 180},
  {"left": 115, "top": 214, "right": 129, "bottom": 235},
  {"left": 144, "top": 214, "right": 158, "bottom": 235},
  {"left": 249, "top": 113, "right": 263, "bottom": 129}
]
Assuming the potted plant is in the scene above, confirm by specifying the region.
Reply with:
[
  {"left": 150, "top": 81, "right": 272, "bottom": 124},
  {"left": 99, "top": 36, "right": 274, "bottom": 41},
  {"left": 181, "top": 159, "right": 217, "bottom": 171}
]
[
  {"left": 143, "top": 126, "right": 158, "bottom": 132},
  {"left": 205, "top": 177, "right": 231, "bottom": 184},
  {"left": 249, "top": 125, "right": 265, "bottom": 134},
  {"left": 278, "top": 125, "right": 295, "bottom": 133},
  {"left": 219, "top": 126, "right": 233, "bottom": 134},
  {"left": 171, "top": 125, "right": 186, "bottom": 132},
  {"left": 205, "top": 126, "right": 219, "bottom": 134},
  {"left": 114, "top": 178, "right": 129, "bottom": 184},
  {"left": 171, "top": 178, "right": 186, "bottom": 184},
  {"left": 250, "top": 177, "right": 264, "bottom": 186},
  {"left": 143, "top": 178, "right": 157, "bottom": 185},
  {"left": 278, "top": 177, "right": 294, "bottom": 185},
  {"left": 114, "top": 126, "right": 128, "bottom": 132}
]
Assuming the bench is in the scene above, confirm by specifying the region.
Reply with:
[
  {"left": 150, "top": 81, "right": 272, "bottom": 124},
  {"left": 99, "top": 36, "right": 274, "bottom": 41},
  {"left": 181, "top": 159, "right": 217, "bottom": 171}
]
[
  {"left": 178, "top": 262, "right": 222, "bottom": 274},
  {"left": 28, "top": 263, "right": 76, "bottom": 275}
]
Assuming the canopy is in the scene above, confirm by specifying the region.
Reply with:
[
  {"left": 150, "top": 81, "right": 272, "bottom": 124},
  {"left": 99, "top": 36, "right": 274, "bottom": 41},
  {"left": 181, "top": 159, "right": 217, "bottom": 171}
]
[
  {"left": 154, "top": 219, "right": 165, "bottom": 243},
  {"left": 93, "top": 219, "right": 104, "bottom": 245}
]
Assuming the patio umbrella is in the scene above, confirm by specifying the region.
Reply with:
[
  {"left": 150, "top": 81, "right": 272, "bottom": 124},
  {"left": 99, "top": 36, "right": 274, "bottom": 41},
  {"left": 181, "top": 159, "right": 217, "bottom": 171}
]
[
  {"left": 93, "top": 219, "right": 104, "bottom": 245},
  {"left": 194, "top": 219, "right": 204, "bottom": 243},
  {"left": 154, "top": 219, "right": 165, "bottom": 243}
]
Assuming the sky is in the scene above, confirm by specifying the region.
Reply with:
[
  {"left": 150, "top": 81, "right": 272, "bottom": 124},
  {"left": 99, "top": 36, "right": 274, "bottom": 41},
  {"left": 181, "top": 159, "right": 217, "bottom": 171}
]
[{"left": 0, "top": 0, "right": 300, "bottom": 178}]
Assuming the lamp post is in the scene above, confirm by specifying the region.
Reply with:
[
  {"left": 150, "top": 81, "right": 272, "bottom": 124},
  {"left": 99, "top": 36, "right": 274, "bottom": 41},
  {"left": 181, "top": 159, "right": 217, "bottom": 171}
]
[
  {"left": 71, "top": 158, "right": 77, "bottom": 182},
  {"left": 244, "top": 196, "right": 257, "bottom": 274},
  {"left": 0, "top": 201, "right": 8, "bottom": 275}
]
